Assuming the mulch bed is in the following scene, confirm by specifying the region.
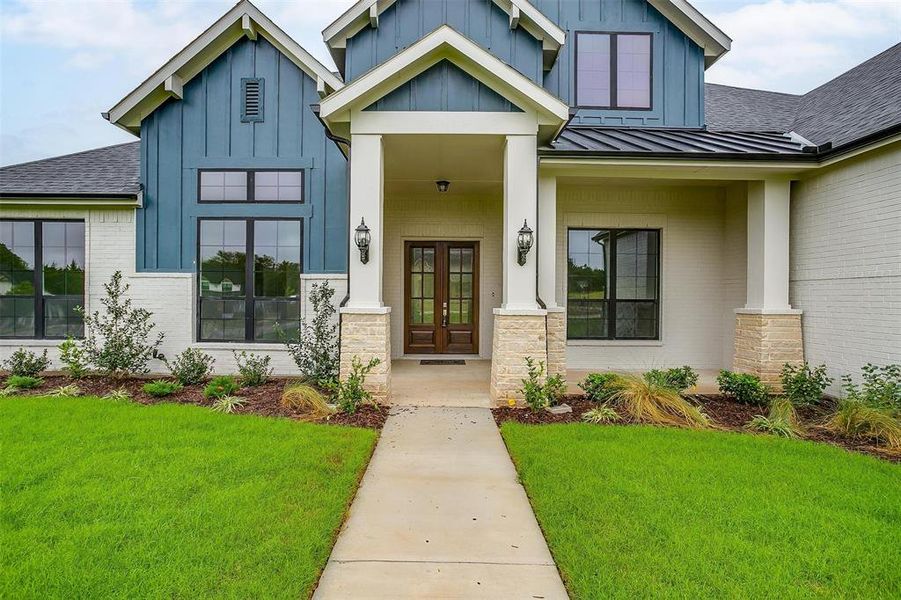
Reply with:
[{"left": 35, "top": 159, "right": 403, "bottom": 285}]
[
  {"left": 11, "top": 374, "right": 387, "bottom": 429},
  {"left": 493, "top": 394, "right": 900, "bottom": 463}
]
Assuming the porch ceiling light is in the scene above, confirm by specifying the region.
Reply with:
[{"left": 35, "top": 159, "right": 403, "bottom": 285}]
[
  {"left": 435, "top": 180, "right": 450, "bottom": 193},
  {"left": 354, "top": 218, "right": 371, "bottom": 264},
  {"left": 517, "top": 219, "right": 533, "bottom": 266}
]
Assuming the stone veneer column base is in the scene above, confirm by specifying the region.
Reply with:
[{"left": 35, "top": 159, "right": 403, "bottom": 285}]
[
  {"left": 545, "top": 308, "right": 566, "bottom": 379},
  {"left": 733, "top": 310, "right": 804, "bottom": 388},
  {"left": 489, "top": 309, "right": 548, "bottom": 406},
  {"left": 339, "top": 308, "right": 391, "bottom": 403}
]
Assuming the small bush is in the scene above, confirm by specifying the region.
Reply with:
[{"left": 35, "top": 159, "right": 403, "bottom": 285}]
[
  {"left": 282, "top": 281, "right": 339, "bottom": 388},
  {"left": 0, "top": 386, "right": 21, "bottom": 397},
  {"left": 609, "top": 374, "right": 709, "bottom": 428},
  {"left": 5, "top": 375, "right": 42, "bottom": 390},
  {"left": 825, "top": 399, "right": 901, "bottom": 449},
  {"left": 143, "top": 380, "right": 183, "bottom": 397},
  {"left": 211, "top": 395, "right": 246, "bottom": 414},
  {"left": 233, "top": 351, "right": 272, "bottom": 387},
  {"left": 281, "top": 382, "right": 334, "bottom": 417},
  {"left": 520, "top": 357, "right": 566, "bottom": 412},
  {"left": 49, "top": 384, "right": 82, "bottom": 398},
  {"left": 203, "top": 375, "right": 240, "bottom": 399},
  {"left": 748, "top": 397, "right": 803, "bottom": 438},
  {"left": 582, "top": 405, "right": 620, "bottom": 424},
  {"left": 781, "top": 363, "right": 832, "bottom": 406},
  {"left": 2, "top": 348, "right": 49, "bottom": 377},
  {"left": 579, "top": 373, "right": 619, "bottom": 403},
  {"left": 327, "top": 356, "right": 379, "bottom": 414},
  {"left": 166, "top": 348, "right": 214, "bottom": 386},
  {"left": 103, "top": 388, "right": 132, "bottom": 402},
  {"left": 644, "top": 366, "right": 699, "bottom": 393},
  {"left": 842, "top": 363, "right": 901, "bottom": 411},
  {"left": 717, "top": 370, "right": 769, "bottom": 405},
  {"left": 58, "top": 337, "right": 89, "bottom": 379}
]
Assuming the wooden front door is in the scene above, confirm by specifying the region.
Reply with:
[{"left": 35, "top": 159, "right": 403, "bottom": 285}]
[{"left": 404, "top": 241, "right": 479, "bottom": 354}]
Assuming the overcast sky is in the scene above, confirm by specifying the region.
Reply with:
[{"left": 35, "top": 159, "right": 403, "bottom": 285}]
[{"left": 1, "top": 0, "right": 898, "bottom": 166}]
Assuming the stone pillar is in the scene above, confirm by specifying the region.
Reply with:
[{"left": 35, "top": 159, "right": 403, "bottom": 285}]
[
  {"left": 339, "top": 308, "right": 391, "bottom": 403},
  {"left": 489, "top": 309, "right": 547, "bottom": 405},
  {"left": 545, "top": 307, "right": 566, "bottom": 378},
  {"left": 734, "top": 311, "right": 803, "bottom": 387}
]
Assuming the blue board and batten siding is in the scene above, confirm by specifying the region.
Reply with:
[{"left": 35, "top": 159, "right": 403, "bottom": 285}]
[{"left": 138, "top": 36, "right": 347, "bottom": 274}]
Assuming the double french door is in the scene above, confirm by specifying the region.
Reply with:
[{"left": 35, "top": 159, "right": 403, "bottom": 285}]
[{"left": 404, "top": 241, "right": 479, "bottom": 354}]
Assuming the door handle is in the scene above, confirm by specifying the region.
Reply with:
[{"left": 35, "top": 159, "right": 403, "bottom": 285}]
[{"left": 442, "top": 302, "right": 448, "bottom": 327}]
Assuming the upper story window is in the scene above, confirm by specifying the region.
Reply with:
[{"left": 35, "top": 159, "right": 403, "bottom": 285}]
[
  {"left": 576, "top": 32, "right": 652, "bottom": 110},
  {"left": 199, "top": 170, "right": 304, "bottom": 203}
]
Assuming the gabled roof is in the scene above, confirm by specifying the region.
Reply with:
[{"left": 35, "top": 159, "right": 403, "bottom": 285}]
[
  {"left": 106, "top": 0, "right": 343, "bottom": 135},
  {"left": 647, "top": 0, "right": 731, "bottom": 68},
  {"left": 0, "top": 143, "right": 140, "bottom": 199}
]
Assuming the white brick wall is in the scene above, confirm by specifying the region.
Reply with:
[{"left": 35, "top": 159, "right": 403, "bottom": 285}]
[
  {"left": 556, "top": 183, "right": 746, "bottom": 371},
  {"left": 790, "top": 143, "right": 901, "bottom": 390}
]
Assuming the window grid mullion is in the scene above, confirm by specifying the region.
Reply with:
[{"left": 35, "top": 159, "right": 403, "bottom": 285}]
[
  {"left": 610, "top": 34, "right": 618, "bottom": 109},
  {"left": 609, "top": 229, "right": 617, "bottom": 340},
  {"left": 245, "top": 220, "right": 254, "bottom": 342}
]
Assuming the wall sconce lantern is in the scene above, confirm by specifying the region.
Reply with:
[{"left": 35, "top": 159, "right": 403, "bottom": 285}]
[
  {"left": 435, "top": 180, "right": 450, "bottom": 193},
  {"left": 517, "top": 219, "right": 533, "bottom": 266},
  {"left": 354, "top": 218, "right": 371, "bottom": 264}
]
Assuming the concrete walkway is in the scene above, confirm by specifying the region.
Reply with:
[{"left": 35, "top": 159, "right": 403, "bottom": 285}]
[{"left": 313, "top": 406, "right": 568, "bottom": 599}]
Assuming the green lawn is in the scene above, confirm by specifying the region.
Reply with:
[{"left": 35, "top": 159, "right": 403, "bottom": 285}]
[
  {"left": 1, "top": 396, "right": 377, "bottom": 599},
  {"left": 501, "top": 423, "right": 901, "bottom": 599}
]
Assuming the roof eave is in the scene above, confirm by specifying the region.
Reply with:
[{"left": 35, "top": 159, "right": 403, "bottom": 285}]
[{"left": 647, "top": 0, "right": 731, "bottom": 69}]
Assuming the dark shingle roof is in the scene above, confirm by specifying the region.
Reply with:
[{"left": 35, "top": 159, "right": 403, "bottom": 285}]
[
  {"left": 0, "top": 142, "right": 140, "bottom": 198},
  {"left": 704, "top": 84, "right": 800, "bottom": 132}
]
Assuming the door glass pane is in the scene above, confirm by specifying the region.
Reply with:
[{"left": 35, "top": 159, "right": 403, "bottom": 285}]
[
  {"left": 409, "top": 246, "right": 435, "bottom": 326},
  {"left": 423, "top": 299, "right": 434, "bottom": 324},
  {"left": 411, "top": 299, "right": 422, "bottom": 324},
  {"left": 422, "top": 274, "right": 434, "bottom": 298},
  {"left": 449, "top": 248, "right": 461, "bottom": 272},
  {"left": 423, "top": 248, "right": 435, "bottom": 273}
]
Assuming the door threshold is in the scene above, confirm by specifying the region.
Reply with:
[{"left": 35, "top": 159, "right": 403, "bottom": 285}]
[{"left": 398, "top": 354, "right": 484, "bottom": 361}]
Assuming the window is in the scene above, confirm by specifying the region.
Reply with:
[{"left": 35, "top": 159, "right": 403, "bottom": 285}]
[
  {"left": 198, "top": 219, "right": 302, "bottom": 342},
  {"left": 567, "top": 228, "right": 659, "bottom": 340},
  {"left": 198, "top": 170, "right": 304, "bottom": 203},
  {"left": 0, "top": 220, "right": 85, "bottom": 339},
  {"left": 241, "top": 77, "right": 264, "bottom": 122},
  {"left": 576, "top": 32, "right": 652, "bottom": 109}
]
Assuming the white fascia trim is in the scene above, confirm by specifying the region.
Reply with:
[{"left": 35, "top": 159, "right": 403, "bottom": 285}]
[
  {"left": 322, "top": 0, "right": 397, "bottom": 48},
  {"left": 539, "top": 157, "right": 819, "bottom": 180},
  {"left": 319, "top": 25, "right": 569, "bottom": 124},
  {"left": 0, "top": 196, "right": 141, "bottom": 208},
  {"left": 647, "top": 0, "right": 731, "bottom": 67},
  {"left": 107, "top": 0, "right": 342, "bottom": 134},
  {"left": 350, "top": 111, "right": 539, "bottom": 135},
  {"left": 490, "top": 0, "right": 565, "bottom": 47}
]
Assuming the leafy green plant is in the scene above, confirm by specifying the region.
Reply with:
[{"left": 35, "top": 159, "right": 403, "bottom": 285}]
[
  {"left": 282, "top": 282, "right": 339, "bottom": 388},
  {"left": 211, "top": 395, "right": 246, "bottom": 414},
  {"left": 78, "top": 271, "right": 165, "bottom": 377},
  {"left": 49, "top": 384, "right": 82, "bottom": 398},
  {"left": 841, "top": 363, "right": 901, "bottom": 411},
  {"left": 5, "top": 375, "right": 42, "bottom": 390},
  {"left": 748, "top": 397, "right": 803, "bottom": 438},
  {"left": 203, "top": 375, "right": 240, "bottom": 399},
  {"left": 165, "top": 348, "right": 214, "bottom": 386},
  {"left": 825, "top": 399, "right": 901, "bottom": 449},
  {"left": 233, "top": 351, "right": 272, "bottom": 387},
  {"left": 781, "top": 363, "right": 832, "bottom": 405},
  {"left": 520, "top": 357, "right": 566, "bottom": 412},
  {"left": 582, "top": 405, "right": 620, "bottom": 424},
  {"left": 717, "top": 370, "right": 770, "bottom": 405},
  {"left": 579, "top": 373, "right": 619, "bottom": 403},
  {"left": 327, "top": 356, "right": 379, "bottom": 414},
  {"left": 281, "top": 382, "right": 334, "bottom": 417},
  {"left": 0, "top": 385, "right": 21, "bottom": 397},
  {"left": 609, "top": 374, "right": 709, "bottom": 428},
  {"left": 142, "top": 380, "right": 183, "bottom": 398},
  {"left": 2, "top": 348, "right": 49, "bottom": 377},
  {"left": 58, "top": 337, "right": 89, "bottom": 379},
  {"left": 644, "top": 366, "right": 699, "bottom": 393},
  {"left": 103, "top": 388, "right": 132, "bottom": 402}
]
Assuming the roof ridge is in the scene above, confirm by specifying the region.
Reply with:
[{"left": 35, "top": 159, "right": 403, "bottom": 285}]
[
  {"left": 0, "top": 141, "right": 140, "bottom": 170},
  {"left": 799, "top": 41, "right": 901, "bottom": 99},
  {"left": 705, "top": 82, "right": 802, "bottom": 98}
]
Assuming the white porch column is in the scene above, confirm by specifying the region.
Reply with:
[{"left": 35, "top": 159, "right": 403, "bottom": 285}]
[
  {"left": 502, "top": 134, "right": 539, "bottom": 310},
  {"left": 346, "top": 133, "right": 384, "bottom": 308},
  {"left": 537, "top": 173, "right": 557, "bottom": 308}
]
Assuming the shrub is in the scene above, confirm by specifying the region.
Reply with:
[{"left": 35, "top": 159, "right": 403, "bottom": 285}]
[
  {"left": 5, "top": 375, "right": 42, "bottom": 390},
  {"left": 582, "top": 405, "right": 620, "bottom": 424},
  {"left": 203, "top": 375, "right": 240, "bottom": 399},
  {"left": 211, "top": 395, "right": 246, "bottom": 414},
  {"left": 233, "top": 351, "right": 272, "bottom": 387},
  {"left": 781, "top": 363, "right": 832, "bottom": 406},
  {"left": 103, "top": 388, "right": 132, "bottom": 402},
  {"left": 608, "top": 374, "right": 709, "bottom": 428},
  {"left": 142, "top": 380, "right": 183, "bottom": 398},
  {"left": 78, "top": 271, "right": 165, "bottom": 377},
  {"left": 2, "top": 348, "right": 49, "bottom": 377},
  {"left": 748, "top": 397, "right": 803, "bottom": 438},
  {"left": 58, "top": 337, "right": 89, "bottom": 379},
  {"left": 0, "top": 385, "right": 21, "bottom": 397},
  {"left": 281, "top": 382, "right": 334, "bottom": 417},
  {"left": 166, "top": 348, "right": 214, "bottom": 386},
  {"left": 49, "top": 384, "right": 82, "bottom": 398},
  {"left": 842, "top": 363, "right": 901, "bottom": 411},
  {"left": 327, "top": 356, "right": 379, "bottom": 414},
  {"left": 520, "top": 357, "right": 566, "bottom": 412},
  {"left": 717, "top": 370, "right": 770, "bottom": 405},
  {"left": 825, "top": 399, "right": 901, "bottom": 449},
  {"left": 644, "top": 366, "right": 699, "bottom": 393},
  {"left": 282, "top": 282, "right": 338, "bottom": 388},
  {"left": 579, "top": 373, "right": 619, "bottom": 403}
]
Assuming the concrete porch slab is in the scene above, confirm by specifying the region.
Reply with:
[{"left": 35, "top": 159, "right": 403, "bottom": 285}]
[{"left": 390, "top": 359, "right": 492, "bottom": 407}]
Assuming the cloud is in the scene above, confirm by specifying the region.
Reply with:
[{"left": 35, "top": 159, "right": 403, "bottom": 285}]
[{"left": 699, "top": 0, "right": 901, "bottom": 93}]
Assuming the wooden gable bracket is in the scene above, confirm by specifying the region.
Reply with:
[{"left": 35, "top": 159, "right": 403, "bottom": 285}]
[
  {"left": 163, "top": 74, "right": 183, "bottom": 99},
  {"left": 368, "top": 4, "right": 379, "bottom": 29},
  {"left": 242, "top": 14, "right": 257, "bottom": 41},
  {"left": 509, "top": 4, "right": 521, "bottom": 30}
]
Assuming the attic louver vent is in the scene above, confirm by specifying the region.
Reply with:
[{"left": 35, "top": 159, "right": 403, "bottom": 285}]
[{"left": 241, "top": 78, "right": 264, "bottom": 122}]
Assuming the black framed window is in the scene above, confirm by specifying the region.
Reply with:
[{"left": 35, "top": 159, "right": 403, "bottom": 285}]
[
  {"left": 576, "top": 32, "right": 652, "bottom": 109},
  {"left": 198, "top": 219, "right": 302, "bottom": 342},
  {"left": 567, "top": 228, "right": 659, "bottom": 340},
  {"left": 1, "top": 220, "right": 85, "bottom": 339},
  {"left": 198, "top": 170, "right": 304, "bottom": 203}
]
